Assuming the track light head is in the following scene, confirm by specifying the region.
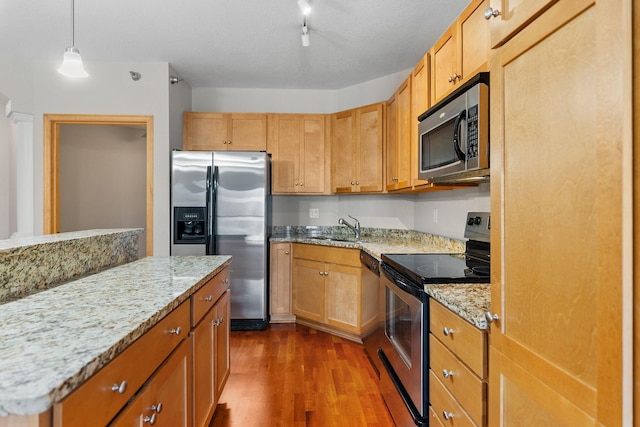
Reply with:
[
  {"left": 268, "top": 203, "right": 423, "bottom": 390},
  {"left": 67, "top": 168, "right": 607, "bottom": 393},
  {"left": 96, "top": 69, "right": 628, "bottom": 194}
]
[
  {"left": 301, "top": 23, "right": 310, "bottom": 47},
  {"left": 297, "top": 0, "right": 311, "bottom": 15}
]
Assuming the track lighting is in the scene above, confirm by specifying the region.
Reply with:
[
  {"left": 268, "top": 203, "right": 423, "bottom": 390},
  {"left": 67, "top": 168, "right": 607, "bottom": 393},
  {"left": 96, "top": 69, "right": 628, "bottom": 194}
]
[
  {"left": 297, "top": 0, "right": 311, "bottom": 15},
  {"left": 169, "top": 75, "right": 184, "bottom": 84},
  {"left": 301, "top": 23, "right": 310, "bottom": 47},
  {"left": 58, "top": 0, "right": 89, "bottom": 78}
]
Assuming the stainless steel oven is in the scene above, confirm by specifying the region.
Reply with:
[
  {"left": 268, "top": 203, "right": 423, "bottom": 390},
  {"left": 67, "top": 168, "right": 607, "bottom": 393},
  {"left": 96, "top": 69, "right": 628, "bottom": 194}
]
[{"left": 377, "top": 212, "right": 491, "bottom": 427}]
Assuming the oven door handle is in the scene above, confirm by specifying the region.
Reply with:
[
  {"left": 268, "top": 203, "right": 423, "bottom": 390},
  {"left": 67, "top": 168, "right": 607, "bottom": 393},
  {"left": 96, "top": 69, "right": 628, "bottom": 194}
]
[
  {"left": 453, "top": 109, "right": 467, "bottom": 162},
  {"left": 393, "top": 276, "right": 417, "bottom": 295},
  {"left": 378, "top": 349, "right": 428, "bottom": 427}
]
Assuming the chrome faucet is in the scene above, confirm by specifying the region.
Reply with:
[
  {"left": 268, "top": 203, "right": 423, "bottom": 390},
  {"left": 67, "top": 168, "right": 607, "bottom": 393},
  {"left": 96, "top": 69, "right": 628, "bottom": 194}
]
[{"left": 338, "top": 215, "right": 361, "bottom": 240}]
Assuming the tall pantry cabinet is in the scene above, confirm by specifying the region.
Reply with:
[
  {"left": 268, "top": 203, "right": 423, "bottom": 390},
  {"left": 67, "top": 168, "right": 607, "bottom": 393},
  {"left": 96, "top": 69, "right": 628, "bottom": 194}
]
[{"left": 487, "top": 0, "right": 631, "bottom": 425}]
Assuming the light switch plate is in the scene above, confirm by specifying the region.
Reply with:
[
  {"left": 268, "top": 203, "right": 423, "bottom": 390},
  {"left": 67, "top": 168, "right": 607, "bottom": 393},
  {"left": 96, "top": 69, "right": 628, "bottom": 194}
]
[{"left": 309, "top": 208, "right": 320, "bottom": 219}]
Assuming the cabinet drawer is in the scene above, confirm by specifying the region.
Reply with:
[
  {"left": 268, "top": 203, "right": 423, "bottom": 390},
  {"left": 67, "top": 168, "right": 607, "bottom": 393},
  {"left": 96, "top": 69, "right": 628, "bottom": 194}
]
[
  {"left": 192, "top": 267, "right": 229, "bottom": 327},
  {"left": 293, "top": 244, "right": 360, "bottom": 267},
  {"left": 53, "top": 300, "right": 190, "bottom": 427},
  {"left": 429, "top": 371, "right": 475, "bottom": 427},
  {"left": 430, "top": 335, "right": 485, "bottom": 425},
  {"left": 429, "top": 406, "right": 446, "bottom": 427},
  {"left": 429, "top": 299, "right": 486, "bottom": 378}
]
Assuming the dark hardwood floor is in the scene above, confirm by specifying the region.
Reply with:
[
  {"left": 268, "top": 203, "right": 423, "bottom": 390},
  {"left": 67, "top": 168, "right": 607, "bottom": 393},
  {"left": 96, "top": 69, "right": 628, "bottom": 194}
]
[{"left": 209, "top": 324, "right": 395, "bottom": 427}]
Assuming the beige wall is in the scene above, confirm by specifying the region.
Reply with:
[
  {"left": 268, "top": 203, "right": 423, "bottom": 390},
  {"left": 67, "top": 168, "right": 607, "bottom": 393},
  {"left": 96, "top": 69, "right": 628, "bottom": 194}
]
[{"left": 59, "top": 124, "right": 146, "bottom": 257}]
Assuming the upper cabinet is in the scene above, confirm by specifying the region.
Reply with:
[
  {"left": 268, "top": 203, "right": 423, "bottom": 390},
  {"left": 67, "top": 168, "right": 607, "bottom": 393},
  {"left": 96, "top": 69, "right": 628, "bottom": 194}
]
[
  {"left": 183, "top": 112, "right": 267, "bottom": 151},
  {"left": 268, "top": 114, "right": 328, "bottom": 194},
  {"left": 385, "top": 77, "right": 412, "bottom": 191},
  {"left": 331, "top": 103, "right": 384, "bottom": 194},
  {"left": 430, "top": 0, "right": 490, "bottom": 105}
]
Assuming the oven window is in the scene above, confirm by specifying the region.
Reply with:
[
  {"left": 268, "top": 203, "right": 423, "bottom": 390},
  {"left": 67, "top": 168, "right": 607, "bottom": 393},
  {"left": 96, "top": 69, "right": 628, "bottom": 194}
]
[
  {"left": 421, "top": 117, "right": 458, "bottom": 170},
  {"left": 385, "top": 286, "right": 413, "bottom": 369}
]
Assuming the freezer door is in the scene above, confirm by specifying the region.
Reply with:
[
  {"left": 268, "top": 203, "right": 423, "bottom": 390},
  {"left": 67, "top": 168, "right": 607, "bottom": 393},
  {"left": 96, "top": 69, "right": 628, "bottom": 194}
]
[{"left": 213, "top": 151, "right": 269, "bottom": 322}]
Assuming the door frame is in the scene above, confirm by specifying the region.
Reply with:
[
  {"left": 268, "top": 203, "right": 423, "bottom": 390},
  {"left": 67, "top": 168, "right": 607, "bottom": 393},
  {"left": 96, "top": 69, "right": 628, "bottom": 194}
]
[{"left": 43, "top": 114, "right": 154, "bottom": 255}]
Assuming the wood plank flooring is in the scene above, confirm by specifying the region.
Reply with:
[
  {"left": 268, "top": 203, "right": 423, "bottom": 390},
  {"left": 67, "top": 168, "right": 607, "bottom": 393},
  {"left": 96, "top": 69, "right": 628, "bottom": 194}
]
[{"left": 209, "top": 324, "right": 395, "bottom": 427}]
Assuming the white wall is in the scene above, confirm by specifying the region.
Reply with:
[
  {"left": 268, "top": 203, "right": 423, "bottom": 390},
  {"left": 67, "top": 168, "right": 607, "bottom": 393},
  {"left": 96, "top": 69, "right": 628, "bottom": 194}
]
[
  {"left": 169, "top": 65, "right": 192, "bottom": 150},
  {"left": 0, "top": 95, "right": 17, "bottom": 239},
  {"left": 31, "top": 60, "right": 173, "bottom": 255}
]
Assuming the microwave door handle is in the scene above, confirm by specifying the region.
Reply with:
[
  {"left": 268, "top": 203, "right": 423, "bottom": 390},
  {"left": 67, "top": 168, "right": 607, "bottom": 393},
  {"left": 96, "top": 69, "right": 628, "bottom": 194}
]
[{"left": 453, "top": 109, "right": 467, "bottom": 162}]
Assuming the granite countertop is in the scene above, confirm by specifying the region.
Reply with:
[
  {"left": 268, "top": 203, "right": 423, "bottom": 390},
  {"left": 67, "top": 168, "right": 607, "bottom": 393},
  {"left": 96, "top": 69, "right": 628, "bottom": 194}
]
[
  {"left": 0, "top": 255, "right": 231, "bottom": 417},
  {"left": 272, "top": 229, "right": 491, "bottom": 330},
  {"left": 0, "top": 228, "right": 142, "bottom": 252}
]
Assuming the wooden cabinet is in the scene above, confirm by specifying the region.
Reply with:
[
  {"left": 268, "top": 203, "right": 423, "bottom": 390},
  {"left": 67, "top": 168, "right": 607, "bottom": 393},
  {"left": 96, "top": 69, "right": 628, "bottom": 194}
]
[
  {"left": 430, "top": 0, "right": 489, "bottom": 105},
  {"left": 268, "top": 114, "right": 328, "bottom": 194},
  {"left": 486, "top": 0, "right": 557, "bottom": 48},
  {"left": 53, "top": 301, "right": 191, "bottom": 427},
  {"left": 183, "top": 112, "right": 267, "bottom": 151},
  {"left": 331, "top": 103, "right": 384, "bottom": 193},
  {"left": 429, "top": 300, "right": 487, "bottom": 426},
  {"left": 385, "top": 76, "right": 412, "bottom": 191},
  {"left": 292, "top": 244, "right": 378, "bottom": 339},
  {"left": 488, "top": 0, "right": 629, "bottom": 425},
  {"left": 411, "top": 54, "right": 430, "bottom": 188},
  {"left": 110, "top": 338, "right": 193, "bottom": 427},
  {"left": 191, "top": 269, "right": 230, "bottom": 427},
  {"left": 269, "top": 242, "right": 295, "bottom": 323}
]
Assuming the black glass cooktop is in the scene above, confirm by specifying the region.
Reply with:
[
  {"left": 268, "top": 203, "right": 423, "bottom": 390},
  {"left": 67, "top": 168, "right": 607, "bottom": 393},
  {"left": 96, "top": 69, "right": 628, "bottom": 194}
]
[{"left": 381, "top": 253, "right": 490, "bottom": 286}]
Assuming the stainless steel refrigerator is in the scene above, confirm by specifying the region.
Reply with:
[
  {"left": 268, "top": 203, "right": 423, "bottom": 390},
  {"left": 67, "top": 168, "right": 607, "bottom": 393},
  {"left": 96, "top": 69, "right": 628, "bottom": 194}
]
[{"left": 171, "top": 150, "right": 271, "bottom": 330}]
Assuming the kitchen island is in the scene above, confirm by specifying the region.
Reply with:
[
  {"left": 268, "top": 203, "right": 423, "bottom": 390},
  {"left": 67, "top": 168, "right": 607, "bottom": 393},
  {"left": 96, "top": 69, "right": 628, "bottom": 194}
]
[{"left": 0, "top": 255, "right": 231, "bottom": 426}]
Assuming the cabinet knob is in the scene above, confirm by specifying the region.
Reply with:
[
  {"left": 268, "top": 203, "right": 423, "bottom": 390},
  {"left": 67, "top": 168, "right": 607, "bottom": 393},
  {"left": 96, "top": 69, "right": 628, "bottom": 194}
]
[
  {"left": 442, "top": 326, "right": 454, "bottom": 336},
  {"left": 169, "top": 326, "right": 181, "bottom": 336},
  {"left": 151, "top": 403, "right": 163, "bottom": 413},
  {"left": 484, "top": 7, "right": 500, "bottom": 19},
  {"left": 448, "top": 75, "right": 454, "bottom": 83},
  {"left": 443, "top": 411, "right": 454, "bottom": 421},
  {"left": 442, "top": 369, "right": 454, "bottom": 378},
  {"left": 143, "top": 413, "right": 157, "bottom": 424},
  {"left": 202, "top": 295, "right": 213, "bottom": 302},
  {"left": 356, "top": 181, "right": 360, "bottom": 185},
  {"left": 300, "top": 182, "right": 304, "bottom": 186},
  {"left": 111, "top": 380, "right": 127, "bottom": 394},
  {"left": 284, "top": 251, "right": 289, "bottom": 255},
  {"left": 319, "top": 271, "right": 324, "bottom": 276},
  {"left": 351, "top": 181, "right": 356, "bottom": 185},
  {"left": 485, "top": 312, "right": 500, "bottom": 323}
]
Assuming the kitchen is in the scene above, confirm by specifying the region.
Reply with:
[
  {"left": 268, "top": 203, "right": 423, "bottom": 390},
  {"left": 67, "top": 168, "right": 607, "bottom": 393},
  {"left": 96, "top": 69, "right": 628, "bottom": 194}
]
[{"left": 0, "top": 0, "right": 635, "bottom": 426}]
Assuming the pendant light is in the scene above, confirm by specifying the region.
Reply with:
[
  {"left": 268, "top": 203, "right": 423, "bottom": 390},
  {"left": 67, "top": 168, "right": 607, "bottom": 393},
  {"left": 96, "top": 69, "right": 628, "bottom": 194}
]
[{"left": 58, "top": 0, "right": 89, "bottom": 78}]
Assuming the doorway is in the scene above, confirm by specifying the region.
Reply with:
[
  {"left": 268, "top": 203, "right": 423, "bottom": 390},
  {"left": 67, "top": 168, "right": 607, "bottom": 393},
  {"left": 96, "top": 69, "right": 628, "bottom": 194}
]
[{"left": 43, "top": 114, "right": 154, "bottom": 255}]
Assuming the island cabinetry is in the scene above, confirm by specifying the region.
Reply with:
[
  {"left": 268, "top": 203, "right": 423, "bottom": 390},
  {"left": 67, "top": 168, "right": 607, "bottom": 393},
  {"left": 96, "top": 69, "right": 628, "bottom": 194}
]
[
  {"left": 429, "top": 300, "right": 487, "bottom": 426},
  {"left": 268, "top": 114, "right": 328, "bottom": 194},
  {"left": 109, "top": 337, "right": 192, "bottom": 427},
  {"left": 430, "top": 0, "right": 489, "bottom": 105},
  {"left": 331, "top": 103, "right": 384, "bottom": 194},
  {"left": 385, "top": 76, "right": 412, "bottom": 192},
  {"left": 52, "top": 300, "right": 191, "bottom": 427},
  {"left": 191, "top": 268, "right": 230, "bottom": 427},
  {"left": 269, "top": 242, "right": 294, "bottom": 323},
  {"left": 292, "top": 244, "right": 378, "bottom": 340},
  {"left": 183, "top": 112, "right": 267, "bottom": 151}
]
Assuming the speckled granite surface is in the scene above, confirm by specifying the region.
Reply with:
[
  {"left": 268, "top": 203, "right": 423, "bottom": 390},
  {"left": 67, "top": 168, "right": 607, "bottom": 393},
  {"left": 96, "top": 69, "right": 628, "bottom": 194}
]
[
  {"left": 0, "top": 255, "right": 231, "bottom": 417},
  {"left": 426, "top": 284, "right": 491, "bottom": 329},
  {"left": 0, "top": 229, "right": 143, "bottom": 303}
]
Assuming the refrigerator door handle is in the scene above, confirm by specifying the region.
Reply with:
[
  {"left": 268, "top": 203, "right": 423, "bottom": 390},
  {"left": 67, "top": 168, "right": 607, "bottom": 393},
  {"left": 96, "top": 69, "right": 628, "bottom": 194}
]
[{"left": 206, "top": 165, "right": 219, "bottom": 255}]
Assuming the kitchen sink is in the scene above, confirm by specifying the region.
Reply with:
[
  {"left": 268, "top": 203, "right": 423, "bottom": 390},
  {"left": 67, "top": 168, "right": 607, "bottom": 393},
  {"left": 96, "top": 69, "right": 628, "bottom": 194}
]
[{"left": 308, "top": 235, "right": 358, "bottom": 243}]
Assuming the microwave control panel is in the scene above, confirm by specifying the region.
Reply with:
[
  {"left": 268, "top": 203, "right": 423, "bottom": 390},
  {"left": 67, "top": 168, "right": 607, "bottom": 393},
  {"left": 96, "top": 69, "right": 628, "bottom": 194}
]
[{"left": 467, "top": 105, "right": 479, "bottom": 159}]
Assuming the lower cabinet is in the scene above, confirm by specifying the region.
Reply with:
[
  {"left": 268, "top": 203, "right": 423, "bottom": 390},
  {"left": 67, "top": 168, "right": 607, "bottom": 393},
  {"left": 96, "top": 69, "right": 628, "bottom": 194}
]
[
  {"left": 269, "top": 242, "right": 295, "bottom": 323},
  {"left": 110, "top": 338, "right": 193, "bottom": 427},
  {"left": 291, "top": 244, "right": 378, "bottom": 339},
  {"left": 429, "top": 299, "right": 487, "bottom": 426}
]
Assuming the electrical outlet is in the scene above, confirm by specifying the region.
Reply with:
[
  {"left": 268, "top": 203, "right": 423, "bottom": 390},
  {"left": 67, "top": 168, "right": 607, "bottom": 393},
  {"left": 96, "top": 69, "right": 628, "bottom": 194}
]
[
  {"left": 309, "top": 208, "right": 320, "bottom": 219},
  {"left": 433, "top": 208, "right": 439, "bottom": 223}
]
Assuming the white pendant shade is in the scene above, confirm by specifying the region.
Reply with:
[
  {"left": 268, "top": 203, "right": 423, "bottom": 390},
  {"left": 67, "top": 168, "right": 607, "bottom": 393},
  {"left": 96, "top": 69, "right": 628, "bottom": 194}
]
[{"left": 58, "top": 47, "right": 89, "bottom": 78}]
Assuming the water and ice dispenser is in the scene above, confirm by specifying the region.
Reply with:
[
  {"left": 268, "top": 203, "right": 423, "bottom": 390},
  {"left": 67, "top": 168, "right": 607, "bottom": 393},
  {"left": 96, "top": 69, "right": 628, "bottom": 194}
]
[{"left": 173, "top": 207, "right": 206, "bottom": 244}]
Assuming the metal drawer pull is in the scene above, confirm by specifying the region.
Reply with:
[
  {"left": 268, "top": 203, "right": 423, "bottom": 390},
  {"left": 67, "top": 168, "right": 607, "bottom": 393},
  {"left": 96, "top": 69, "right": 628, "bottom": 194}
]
[
  {"left": 442, "top": 369, "right": 454, "bottom": 378},
  {"left": 443, "top": 327, "right": 454, "bottom": 336},
  {"left": 169, "top": 327, "right": 181, "bottom": 336},
  {"left": 143, "top": 414, "right": 156, "bottom": 424},
  {"left": 151, "top": 402, "right": 163, "bottom": 413},
  {"left": 485, "top": 312, "right": 500, "bottom": 323},
  {"left": 111, "top": 380, "right": 127, "bottom": 394},
  {"left": 443, "top": 411, "right": 454, "bottom": 420},
  {"left": 484, "top": 7, "right": 500, "bottom": 19},
  {"left": 203, "top": 295, "right": 213, "bottom": 302}
]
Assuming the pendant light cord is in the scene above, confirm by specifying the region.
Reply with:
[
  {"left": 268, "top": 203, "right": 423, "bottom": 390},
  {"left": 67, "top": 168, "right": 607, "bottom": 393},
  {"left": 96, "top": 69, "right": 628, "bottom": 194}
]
[{"left": 70, "top": 0, "right": 75, "bottom": 46}]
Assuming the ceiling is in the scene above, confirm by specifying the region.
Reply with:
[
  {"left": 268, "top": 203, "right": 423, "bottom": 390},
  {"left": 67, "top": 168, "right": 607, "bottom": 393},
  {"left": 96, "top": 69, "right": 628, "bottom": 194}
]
[{"left": 0, "top": 0, "right": 470, "bottom": 90}]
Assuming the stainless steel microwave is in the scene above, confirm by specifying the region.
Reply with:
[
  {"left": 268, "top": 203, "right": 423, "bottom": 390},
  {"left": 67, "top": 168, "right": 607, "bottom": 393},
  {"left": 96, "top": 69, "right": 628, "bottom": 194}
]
[{"left": 418, "top": 72, "right": 489, "bottom": 181}]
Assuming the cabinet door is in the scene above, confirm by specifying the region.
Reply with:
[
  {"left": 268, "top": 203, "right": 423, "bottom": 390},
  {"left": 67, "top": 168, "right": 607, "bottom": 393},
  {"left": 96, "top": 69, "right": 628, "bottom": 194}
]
[
  {"left": 299, "top": 115, "right": 326, "bottom": 193},
  {"left": 292, "top": 258, "right": 325, "bottom": 322},
  {"left": 385, "top": 94, "right": 398, "bottom": 190},
  {"left": 269, "top": 242, "right": 294, "bottom": 322},
  {"left": 269, "top": 115, "right": 301, "bottom": 193},
  {"left": 395, "top": 79, "right": 411, "bottom": 190},
  {"left": 228, "top": 114, "right": 267, "bottom": 151},
  {"left": 459, "top": 0, "right": 489, "bottom": 81},
  {"left": 325, "top": 263, "right": 361, "bottom": 334},
  {"left": 183, "top": 112, "right": 227, "bottom": 151},
  {"left": 111, "top": 338, "right": 192, "bottom": 427},
  {"left": 192, "top": 304, "right": 217, "bottom": 427},
  {"left": 488, "top": 1, "right": 625, "bottom": 425},
  {"left": 411, "top": 55, "right": 430, "bottom": 187},
  {"left": 488, "top": 0, "right": 558, "bottom": 48},
  {"left": 214, "top": 289, "right": 230, "bottom": 403},
  {"left": 431, "top": 26, "right": 458, "bottom": 105},
  {"left": 355, "top": 103, "right": 384, "bottom": 192},
  {"left": 331, "top": 111, "right": 356, "bottom": 193}
]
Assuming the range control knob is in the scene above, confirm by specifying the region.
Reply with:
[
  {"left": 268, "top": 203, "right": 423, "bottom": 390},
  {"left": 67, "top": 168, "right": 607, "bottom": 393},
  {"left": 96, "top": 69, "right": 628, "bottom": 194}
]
[
  {"left": 474, "top": 216, "right": 482, "bottom": 225},
  {"left": 467, "top": 217, "right": 475, "bottom": 226}
]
